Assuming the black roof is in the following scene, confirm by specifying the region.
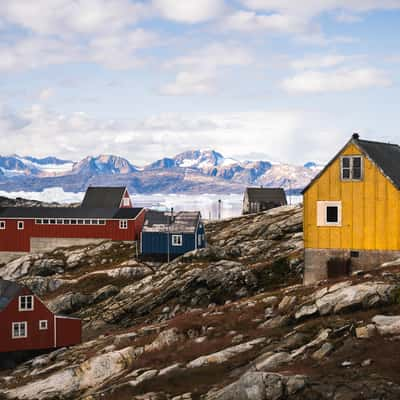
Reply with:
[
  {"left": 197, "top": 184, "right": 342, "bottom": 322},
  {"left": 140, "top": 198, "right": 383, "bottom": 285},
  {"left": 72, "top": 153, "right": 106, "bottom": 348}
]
[
  {"left": 0, "top": 207, "right": 143, "bottom": 219},
  {"left": 143, "top": 210, "right": 201, "bottom": 233},
  {"left": 0, "top": 279, "right": 24, "bottom": 312},
  {"left": 245, "top": 188, "right": 287, "bottom": 204},
  {"left": 303, "top": 134, "right": 400, "bottom": 193},
  {"left": 81, "top": 187, "right": 127, "bottom": 208}
]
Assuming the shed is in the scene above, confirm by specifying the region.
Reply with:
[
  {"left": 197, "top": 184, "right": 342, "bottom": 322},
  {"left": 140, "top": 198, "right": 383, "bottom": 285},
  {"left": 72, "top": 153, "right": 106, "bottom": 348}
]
[
  {"left": 242, "top": 187, "right": 287, "bottom": 215},
  {"left": 0, "top": 279, "right": 81, "bottom": 353},
  {"left": 141, "top": 210, "right": 205, "bottom": 260}
]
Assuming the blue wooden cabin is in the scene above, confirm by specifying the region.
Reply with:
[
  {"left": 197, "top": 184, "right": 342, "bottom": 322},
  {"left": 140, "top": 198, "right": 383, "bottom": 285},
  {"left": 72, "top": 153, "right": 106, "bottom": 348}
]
[{"left": 141, "top": 210, "right": 206, "bottom": 260}]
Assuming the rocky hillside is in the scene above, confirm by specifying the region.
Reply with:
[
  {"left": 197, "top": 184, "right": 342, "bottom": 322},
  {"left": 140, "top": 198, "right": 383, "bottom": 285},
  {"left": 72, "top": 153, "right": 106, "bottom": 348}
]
[{"left": 2, "top": 206, "right": 400, "bottom": 399}]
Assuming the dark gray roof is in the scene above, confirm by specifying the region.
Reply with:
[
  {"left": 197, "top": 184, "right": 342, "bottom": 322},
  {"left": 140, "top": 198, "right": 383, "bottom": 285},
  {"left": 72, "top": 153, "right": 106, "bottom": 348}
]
[
  {"left": 245, "top": 188, "right": 287, "bottom": 205},
  {"left": 356, "top": 138, "right": 400, "bottom": 189},
  {"left": 81, "top": 187, "right": 127, "bottom": 208},
  {"left": 143, "top": 210, "right": 201, "bottom": 233},
  {"left": 0, "top": 279, "right": 24, "bottom": 312},
  {"left": 303, "top": 134, "right": 400, "bottom": 193},
  {"left": 0, "top": 207, "right": 144, "bottom": 219}
]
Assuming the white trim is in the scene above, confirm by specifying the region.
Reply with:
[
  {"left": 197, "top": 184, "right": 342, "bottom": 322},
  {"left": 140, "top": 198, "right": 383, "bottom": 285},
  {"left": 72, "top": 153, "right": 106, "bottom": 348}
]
[
  {"left": 7, "top": 215, "right": 141, "bottom": 221},
  {"left": 39, "top": 320, "right": 48, "bottom": 330},
  {"left": 12, "top": 321, "right": 27, "bottom": 339},
  {"left": 317, "top": 201, "right": 342, "bottom": 227},
  {"left": 0, "top": 220, "right": 5, "bottom": 230},
  {"left": 19, "top": 295, "right": 34, "bottom": 311},
  {"left": 341, "top": 155, "right": 364, "bottom": 181},
  {"left": 119, "top": 219, "right": 128, "bottom": 229},
  {"left": 17, "top": 221, "right": 24, "bottom": 230},
  {"left": 171, "top": 234, "right": 183, "bottom": 247}
]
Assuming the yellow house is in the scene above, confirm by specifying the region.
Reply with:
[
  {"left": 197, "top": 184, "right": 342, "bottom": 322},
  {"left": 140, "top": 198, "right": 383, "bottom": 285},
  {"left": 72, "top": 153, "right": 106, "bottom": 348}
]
[{"left": 303, "top": 133, "right": 400, "bottom": 284}]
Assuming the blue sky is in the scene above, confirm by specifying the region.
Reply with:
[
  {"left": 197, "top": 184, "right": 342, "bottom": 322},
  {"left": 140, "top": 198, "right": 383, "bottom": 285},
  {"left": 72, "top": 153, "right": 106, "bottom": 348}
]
[{"left": 0, "top": 0, "right": 400, "bottom": 165}]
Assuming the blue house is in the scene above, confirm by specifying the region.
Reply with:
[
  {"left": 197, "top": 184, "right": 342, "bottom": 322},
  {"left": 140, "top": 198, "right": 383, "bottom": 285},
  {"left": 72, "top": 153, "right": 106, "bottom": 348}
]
[{"left": 141, "top": 210, "right": 206, "bottom": 260}]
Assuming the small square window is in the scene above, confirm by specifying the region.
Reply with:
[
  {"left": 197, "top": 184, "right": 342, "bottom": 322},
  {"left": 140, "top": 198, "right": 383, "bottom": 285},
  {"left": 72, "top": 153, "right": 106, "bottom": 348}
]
[
  {"left": 63, "top": 219, "right": 70, "bottom": 224},
  {"left": 84, "top": 219, "right": 91, "bottom": 225},
  {"left": 39, "top": 320, "right": 48, "bottom": 330},
  {"left": 17, "top": 221, "right": 24, "bottom": 230},
  {"left": 50, "top": 219, "right": 56, "bottom": 224},
  {"left": 57, "top": 219, "right": 63, "bottom": 224},
  {"left": 43, "top": 219, "right": 49, "bottom": 224},
  {"left": 0, "top": 221, "right": 5, "bottom": 229},
  {"left": 341, "top": 156, "right": 363, "bottom": 181},
  {"left": 91, "top": 219, "right": 98, "bottom": 225},
  {"left": 326, "top": 206, "right": 339, "bottom": 223},
  {"left": 119, "top": 220, "right": 128, "bottom": 229},
  {"left": 123, "top": 197, "right": 130, "bottom": 207},
  {"left": 99, "top": 220, "right": 106, "bottom": 225},
  {"left": 35, "top": 219, "right": 42, "bottom": 225},
  {"left": 19, "top": 295, "right": 34, "bottom": 311},
  {"left": 172, "top": 234, "right": 183, "bottom": 246},
  {"left": 77, "top": 219, "right": 84, "bottom": 225},
  {"left": 71, "top": 219, "right": 77, "bottom": 225}
]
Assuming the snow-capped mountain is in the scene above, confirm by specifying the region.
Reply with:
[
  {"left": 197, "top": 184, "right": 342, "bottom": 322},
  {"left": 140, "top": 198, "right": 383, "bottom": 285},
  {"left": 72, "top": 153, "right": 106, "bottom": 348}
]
[
  {"left": 0, "top": 151, "right": 322, "bottom": 194},
  {"left": 71, "top": 155, "right": 138, "bottom": 175}
]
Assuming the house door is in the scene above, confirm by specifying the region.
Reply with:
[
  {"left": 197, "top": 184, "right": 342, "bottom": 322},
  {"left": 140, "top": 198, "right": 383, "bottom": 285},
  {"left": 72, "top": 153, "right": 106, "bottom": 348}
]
[{"left": 327, "top": 257, "right": 351, "bottom": 279}]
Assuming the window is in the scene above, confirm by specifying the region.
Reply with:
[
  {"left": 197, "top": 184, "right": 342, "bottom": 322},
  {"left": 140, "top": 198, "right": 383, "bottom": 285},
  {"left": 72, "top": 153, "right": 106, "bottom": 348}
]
[
  {"left": 71, "top": 219, "right": 77, "bottom": 225},
  {"left": 123, "top": 197, "right": 130, "bottom": 207},
  {"left": 317, "top": 201, "right": 342, "bottom": 227},
  {"left": 91, "top": 219, "right": 98, "bottom": 225},
  {"left": 77, "top": 219, "right": 84, "bottom": 225},
  {"left": 50, "top": 219, "right": 56, "bottom": 224},
  {"left": 341, "top": 156, "right": 363, "bottom": 181},
  {"left": 99, "top": 220, "right": 106, "bottom": 225},
  {"left": 63, "top": 219, "right": 70, "bottom": 224},
  {"left": 12, "top": 322, "right": 27, "bottom": 339},
  {"left": 57, "top": 219, "right": 63, "bottom": 224},
  {"left": 172, "top": 234, "right": 183, "bottom": 246},
  {"left": 119, "top": 220, "right": 128, "bottom": 229},
  {"left": 35, "top": 219, "right": 42, "bottom": 225},
  {"left": 84, "top": 219, "right": 91, "bottom": 225},
  {"left": 17, "top": 221, "right": 24, "bottom": 230},
  {"left": 19, "top": 295, "right": 34, "bottom": 311},
  {"left": 43, "top": 219, "right": 49, "bottom": 224},
  {"left": 0, "top": 221, "right": 5, "bottom": 229},
  {"left": 39, "top": 320, "right": 48, "bottom": 330}
]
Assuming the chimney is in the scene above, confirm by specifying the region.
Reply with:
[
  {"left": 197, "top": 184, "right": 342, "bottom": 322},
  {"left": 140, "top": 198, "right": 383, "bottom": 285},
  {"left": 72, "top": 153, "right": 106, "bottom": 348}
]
[{"left": 352, "top": 133, "right": 360, "bottom": 140}]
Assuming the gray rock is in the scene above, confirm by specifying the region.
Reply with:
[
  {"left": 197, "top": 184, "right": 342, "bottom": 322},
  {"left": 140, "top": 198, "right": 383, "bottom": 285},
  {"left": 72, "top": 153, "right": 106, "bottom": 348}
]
[{"left": 312, "top": 342, "right": 334, "bottom": 360}]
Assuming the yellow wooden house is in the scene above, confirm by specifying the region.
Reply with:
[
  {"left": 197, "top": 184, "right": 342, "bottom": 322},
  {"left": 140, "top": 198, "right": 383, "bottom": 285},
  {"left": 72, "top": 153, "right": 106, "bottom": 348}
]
[{"left": 303, "top": 133, "right": 400, "bottom": 284}]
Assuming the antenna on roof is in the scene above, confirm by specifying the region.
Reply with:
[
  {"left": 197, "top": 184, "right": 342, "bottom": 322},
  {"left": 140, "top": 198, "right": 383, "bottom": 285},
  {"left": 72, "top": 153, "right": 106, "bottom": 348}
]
[{"left": 352, "top": 133, "right": 360, "bottom": 140}]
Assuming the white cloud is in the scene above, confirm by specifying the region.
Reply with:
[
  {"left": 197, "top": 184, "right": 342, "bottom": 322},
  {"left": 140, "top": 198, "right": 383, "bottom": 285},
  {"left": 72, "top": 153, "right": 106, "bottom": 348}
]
[
  {"left": 161, "top": 43, "right": 252, "bottom": 95},
  {"left": 0, "top": 0, "right": 148, "bottom": 36},
  {"left": 335, "top": 12, "right": 363, "bottom": 23},
  {"left": 290, "top": 54, "right": 353, "bottom": 70},
  {"left": 0, "top": 104, "right": 353, "bottom": 165},
  {"left": 152, "top": 0, "right": 226, "bottom": 23},
  {"left": 282, "top": 68, "right": 392, "bottom": 93},
  {"left": 221, "top": 10, "right": 307, "bottom": 33}
]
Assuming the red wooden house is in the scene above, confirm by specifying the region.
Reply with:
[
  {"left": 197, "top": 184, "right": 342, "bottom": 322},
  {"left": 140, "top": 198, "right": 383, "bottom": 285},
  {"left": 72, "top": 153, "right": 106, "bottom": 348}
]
[
  {"left": 0, "top": 279, "right": 81, "bottom": 353},
  {"left": 0, "top": 187, "right": 146, "bottom": 262}
]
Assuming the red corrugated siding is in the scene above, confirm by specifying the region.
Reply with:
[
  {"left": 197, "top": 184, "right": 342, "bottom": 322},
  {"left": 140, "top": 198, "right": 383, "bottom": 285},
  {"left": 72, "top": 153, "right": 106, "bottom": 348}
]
[
  {"left": 56, "top": 317, "right": 82, "bottom": 348},
  {"left": 0, "top": 215, "right": 146, "bottom": 252},
  {"left": 0, "top": 288, "right": 55, "bottom": 353}
]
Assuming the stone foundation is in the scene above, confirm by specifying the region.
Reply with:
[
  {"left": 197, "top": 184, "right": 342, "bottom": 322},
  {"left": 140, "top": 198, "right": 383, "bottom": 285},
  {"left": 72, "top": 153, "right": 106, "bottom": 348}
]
[
  {"left": 304, "top": 248, "right": 400, "bottom": 285},
  {"left": 30, "top": 237, "right": 107, "bottom": 253}
]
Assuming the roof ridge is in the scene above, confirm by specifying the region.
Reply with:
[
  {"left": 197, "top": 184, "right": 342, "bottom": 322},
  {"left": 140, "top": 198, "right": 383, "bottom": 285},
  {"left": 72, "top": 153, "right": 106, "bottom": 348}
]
[{"left": 357, "top": 138, "right": 400, "bottom": 148}]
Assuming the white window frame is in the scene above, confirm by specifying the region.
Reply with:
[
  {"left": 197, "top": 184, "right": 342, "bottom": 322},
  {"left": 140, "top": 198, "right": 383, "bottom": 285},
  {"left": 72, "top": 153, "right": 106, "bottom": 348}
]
[
  {"left": 341, "top": 156, "right": 363, "bottom": 181},
  {"left": 39, "top": 320, "right": 48, "bottom": 330},
  {"left": 12, "top": 322, "right": 27, "bottom": 339},
  {"left": 317, "top": 201, "right": 342, "bottom": 227},
  {"left": 19, "top": 295, "right": 34, "bottom": 311},
  {"left": 0, "top": 221, "right": 5, "bottom": 230},
  {"left": 172, "top": 234, "right": 183, "bottom": 247},
  {"left": 119, "top": 219, "right": 128, "bottom": 229},
  {"left": 17, "top": 221, "right": 24, "bottom": 230},
  {"left": 123, "top": 197, "right": 130, "bottom": 207}
]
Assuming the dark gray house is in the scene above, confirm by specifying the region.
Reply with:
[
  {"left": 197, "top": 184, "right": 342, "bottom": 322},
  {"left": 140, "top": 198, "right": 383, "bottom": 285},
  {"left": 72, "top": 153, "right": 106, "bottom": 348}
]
[
  {"left": 242, "top": 187, "right": 287, "bottom": 215},
  {"left": 141, "top": 210, "right": 205, "bottom": 260}
]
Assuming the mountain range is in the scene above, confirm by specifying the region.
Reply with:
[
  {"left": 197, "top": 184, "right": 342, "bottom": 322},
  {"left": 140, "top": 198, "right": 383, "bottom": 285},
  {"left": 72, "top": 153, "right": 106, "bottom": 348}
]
[{"left": 0, "top": 150, "right": 322, "bottom": 194}]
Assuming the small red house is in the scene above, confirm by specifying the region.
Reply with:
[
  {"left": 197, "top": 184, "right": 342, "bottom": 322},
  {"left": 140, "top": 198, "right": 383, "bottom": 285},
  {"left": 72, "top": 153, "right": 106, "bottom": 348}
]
[
  {"left": 0, "top": 186, "right": 146, "bottom": 262},
  {"left": 0, "top": 279, "right": 81, "bottom": 353}
]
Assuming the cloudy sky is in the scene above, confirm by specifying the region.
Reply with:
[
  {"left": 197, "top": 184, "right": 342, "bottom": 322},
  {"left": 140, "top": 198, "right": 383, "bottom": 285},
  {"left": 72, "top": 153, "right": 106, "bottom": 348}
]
[{"left": 0, "top": 0, "right": 399, "bottom": 166}]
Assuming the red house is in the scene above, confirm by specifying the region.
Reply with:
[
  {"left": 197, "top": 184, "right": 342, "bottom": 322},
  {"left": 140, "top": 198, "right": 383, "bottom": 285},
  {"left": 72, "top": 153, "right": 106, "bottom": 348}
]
[
  {"left": 0, "top": 187, "right": 146, "bottom": 263},
  {"left": 0, "top": 279, "right": 81, "bottom": 353}
]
